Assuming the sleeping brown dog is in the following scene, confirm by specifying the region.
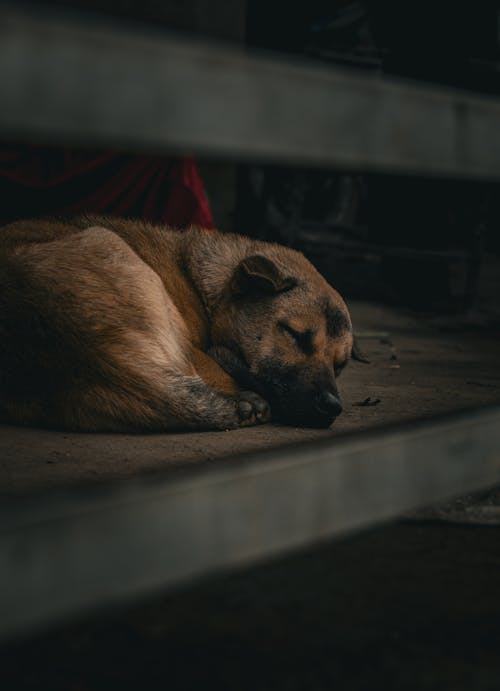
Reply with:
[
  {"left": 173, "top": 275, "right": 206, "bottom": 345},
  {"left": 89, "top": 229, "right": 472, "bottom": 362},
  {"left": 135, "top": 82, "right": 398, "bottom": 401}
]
[{"left": 0, "top": 216, "right": 354, "bottom": 431}]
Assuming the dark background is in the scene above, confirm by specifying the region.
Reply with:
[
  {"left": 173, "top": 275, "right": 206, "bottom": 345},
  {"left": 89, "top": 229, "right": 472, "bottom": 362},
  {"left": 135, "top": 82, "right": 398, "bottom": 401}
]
[{"left": 8, "top": 0, "right": 500, "bottom": 310}]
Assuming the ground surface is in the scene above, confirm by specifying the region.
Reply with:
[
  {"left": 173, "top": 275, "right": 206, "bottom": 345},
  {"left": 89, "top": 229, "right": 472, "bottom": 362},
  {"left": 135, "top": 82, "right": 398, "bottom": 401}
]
[
  {"left": 2, "top": 300, "right": 500, "bottom": 689},
  {"left": 1, "top": 301, "right": 500, "bottom": 496}
]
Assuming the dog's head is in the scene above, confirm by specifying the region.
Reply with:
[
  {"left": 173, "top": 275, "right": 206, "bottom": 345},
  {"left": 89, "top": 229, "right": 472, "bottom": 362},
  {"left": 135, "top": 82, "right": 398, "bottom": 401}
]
[{"left": 211, "top": 249, "right": 353, "bottom": 428}]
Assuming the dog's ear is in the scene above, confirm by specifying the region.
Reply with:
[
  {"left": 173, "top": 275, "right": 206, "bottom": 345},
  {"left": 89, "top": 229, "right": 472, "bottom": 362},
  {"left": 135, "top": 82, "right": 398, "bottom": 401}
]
[{"left": 232, "top": 255, "right": 297, "bottom": 296}]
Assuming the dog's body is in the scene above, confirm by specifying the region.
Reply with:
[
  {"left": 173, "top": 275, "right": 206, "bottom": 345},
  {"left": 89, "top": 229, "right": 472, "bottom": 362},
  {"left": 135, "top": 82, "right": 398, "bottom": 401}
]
[{"left": 0, "top": 216, "right": 353, "bottom": 431}]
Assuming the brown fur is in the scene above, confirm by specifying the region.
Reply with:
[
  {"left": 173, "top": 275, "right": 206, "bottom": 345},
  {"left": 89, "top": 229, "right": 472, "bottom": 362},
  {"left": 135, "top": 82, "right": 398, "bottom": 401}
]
[{"left": 0, "top": 216, "right": 353, "bottom": 431}]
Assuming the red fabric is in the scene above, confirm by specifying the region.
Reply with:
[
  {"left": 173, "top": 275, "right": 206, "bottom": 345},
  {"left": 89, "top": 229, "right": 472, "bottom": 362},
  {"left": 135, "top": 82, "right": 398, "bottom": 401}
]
[{"left": 0, "top": 145, "right": 215, "bottom": 228}]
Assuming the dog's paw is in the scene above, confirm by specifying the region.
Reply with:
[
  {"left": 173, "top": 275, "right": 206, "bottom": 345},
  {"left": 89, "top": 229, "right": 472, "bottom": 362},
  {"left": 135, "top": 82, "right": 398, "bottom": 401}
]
[{"left": 232, "top": 391, "right": 271, "bottom": 427}]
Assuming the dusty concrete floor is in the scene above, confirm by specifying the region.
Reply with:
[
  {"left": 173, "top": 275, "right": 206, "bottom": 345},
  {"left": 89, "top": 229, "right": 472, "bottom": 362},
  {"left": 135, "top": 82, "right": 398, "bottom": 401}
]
[{"left": 1, "top": 300, "right": 500, "bottom": 497}]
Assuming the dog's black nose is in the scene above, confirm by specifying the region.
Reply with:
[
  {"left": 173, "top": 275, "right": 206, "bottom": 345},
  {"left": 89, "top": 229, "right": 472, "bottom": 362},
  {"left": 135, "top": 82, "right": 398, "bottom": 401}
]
[{"left": 315, "top": 391, "right": 343, "bottom": 418}]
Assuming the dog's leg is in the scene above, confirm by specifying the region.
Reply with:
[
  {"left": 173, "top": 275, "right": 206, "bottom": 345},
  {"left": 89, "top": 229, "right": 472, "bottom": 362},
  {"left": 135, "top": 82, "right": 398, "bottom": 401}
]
[
  {"left": 55, "top": 348, "right": 271, "bottom": 431},
  {"left": 182, "top": 347, "right": 270, "bottom": 429},
  {"left": 156, "top": 372, "right": 271, "bottom": 431},
  {"left": 64, "top": 371, "right": 271, "bottom": 432}
]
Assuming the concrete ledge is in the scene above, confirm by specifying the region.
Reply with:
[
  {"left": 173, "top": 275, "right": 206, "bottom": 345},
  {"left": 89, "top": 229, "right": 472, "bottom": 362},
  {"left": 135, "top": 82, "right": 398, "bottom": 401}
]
[{"left": 1, "top": 406, "right": 500, "bottom": 638}]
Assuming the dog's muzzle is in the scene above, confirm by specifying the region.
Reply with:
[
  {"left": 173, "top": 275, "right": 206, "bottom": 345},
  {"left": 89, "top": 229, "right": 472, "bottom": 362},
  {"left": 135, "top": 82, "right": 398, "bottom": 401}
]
[
  {"left": 315, "top": 390, "right": 343, "bottom": 418},
  {"left": 270, "top": 389, "right": 343, "bottom": 428}
]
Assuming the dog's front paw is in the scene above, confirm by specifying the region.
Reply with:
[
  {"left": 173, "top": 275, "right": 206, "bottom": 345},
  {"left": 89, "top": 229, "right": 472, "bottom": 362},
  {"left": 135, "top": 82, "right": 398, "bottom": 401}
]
[{"left": 232, "top": 391, "right": 271, "bottom": 427}]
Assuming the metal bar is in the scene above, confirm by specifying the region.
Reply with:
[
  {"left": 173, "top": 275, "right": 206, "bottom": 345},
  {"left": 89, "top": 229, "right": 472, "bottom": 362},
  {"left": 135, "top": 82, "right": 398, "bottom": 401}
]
[
  {"left": 1, "top": 406, "right": 500, "bottom": 638},
  {"left": 2, "top": 7, "right": 500, "bottom": 178}
]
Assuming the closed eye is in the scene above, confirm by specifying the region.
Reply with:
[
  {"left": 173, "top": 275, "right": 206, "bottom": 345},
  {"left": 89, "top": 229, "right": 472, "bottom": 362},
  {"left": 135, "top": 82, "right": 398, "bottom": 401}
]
[{"left": 278, "top": 321, "right": 315, "bottom": 355}]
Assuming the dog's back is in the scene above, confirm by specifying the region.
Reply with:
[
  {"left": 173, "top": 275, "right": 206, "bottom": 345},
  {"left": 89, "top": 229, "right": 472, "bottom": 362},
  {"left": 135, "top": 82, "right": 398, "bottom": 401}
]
[{"left": 0, "top": 219, "right": 197, "bottom": 429}]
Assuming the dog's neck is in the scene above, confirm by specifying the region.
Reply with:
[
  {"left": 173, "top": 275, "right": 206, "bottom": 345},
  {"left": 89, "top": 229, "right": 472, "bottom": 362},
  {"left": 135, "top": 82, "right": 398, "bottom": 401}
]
[{"left": 181, "top": 227, "right": 255, "bottom": 313}]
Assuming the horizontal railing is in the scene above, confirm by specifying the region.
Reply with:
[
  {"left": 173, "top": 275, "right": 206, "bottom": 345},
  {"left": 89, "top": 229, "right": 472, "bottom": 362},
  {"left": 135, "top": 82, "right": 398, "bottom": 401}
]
[{"left": 1, "top": 6, "right": 500, "bottom": 178}]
